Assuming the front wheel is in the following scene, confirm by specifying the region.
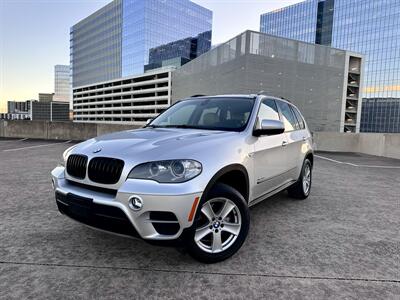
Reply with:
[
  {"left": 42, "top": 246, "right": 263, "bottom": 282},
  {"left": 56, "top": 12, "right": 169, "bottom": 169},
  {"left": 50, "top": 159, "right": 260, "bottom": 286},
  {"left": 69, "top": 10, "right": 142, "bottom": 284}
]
[{"left": 185, "top": 183, "right": 250, "bottom": 263}]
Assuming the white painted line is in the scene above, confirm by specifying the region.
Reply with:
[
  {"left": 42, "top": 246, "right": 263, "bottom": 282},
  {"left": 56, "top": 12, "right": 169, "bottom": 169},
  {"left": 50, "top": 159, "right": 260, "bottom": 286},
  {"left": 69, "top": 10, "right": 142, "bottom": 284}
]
[
  {"left": 315, "top": 154, "right": 400, "bottom": 169},
  {"left": 0, "top": 138, "right": 28, "bottom": 143},
  {"left": 315, "top": 155, "right": 344, "bottom": 164},
  {"left": 3, "top": 140, "right": 71, "bottom": 152}
]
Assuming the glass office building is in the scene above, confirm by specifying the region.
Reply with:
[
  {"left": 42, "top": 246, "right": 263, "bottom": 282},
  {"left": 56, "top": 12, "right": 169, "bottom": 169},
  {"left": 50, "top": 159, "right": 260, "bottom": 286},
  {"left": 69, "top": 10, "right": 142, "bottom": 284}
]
[
  {"left": 122, "top": 0, "right": 212, "bottom": 76},
  {"left": 71, "top": 0, "right": 122, "bottom": 88},
  {"left": 144, "top": 31, "right": 211, "bottom": 71},
  {"left": 54, "top": 65, "right": 71, "bottom": 103},
  {"left": 71, "top": 0, "right": 212, "bottom": 88},
  {"left": 260, "top": 0, "right": 319, "bottom": 44},
  {"left": 260, "top": 0, "right": 400, "bottom": 133}
]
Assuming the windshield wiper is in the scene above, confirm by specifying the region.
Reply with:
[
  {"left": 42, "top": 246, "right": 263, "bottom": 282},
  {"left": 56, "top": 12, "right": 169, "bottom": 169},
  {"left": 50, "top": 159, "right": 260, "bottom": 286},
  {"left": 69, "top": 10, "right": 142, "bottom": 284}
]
[
  {"left": 145, "top": 124, "right": 195, "bottom": 129},
  {"left": 160, "top": 124, "right": 200, "bottom": 129},
  {"left": 148, "top": 124, "right": 228, "bottom": 131}
]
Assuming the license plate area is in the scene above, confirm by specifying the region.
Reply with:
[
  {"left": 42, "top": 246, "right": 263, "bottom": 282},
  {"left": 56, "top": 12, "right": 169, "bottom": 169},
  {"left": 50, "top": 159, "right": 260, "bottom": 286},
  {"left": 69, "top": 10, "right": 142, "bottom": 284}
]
[{"left": 56, "top": 192, "right": 93, "bottom": 218}]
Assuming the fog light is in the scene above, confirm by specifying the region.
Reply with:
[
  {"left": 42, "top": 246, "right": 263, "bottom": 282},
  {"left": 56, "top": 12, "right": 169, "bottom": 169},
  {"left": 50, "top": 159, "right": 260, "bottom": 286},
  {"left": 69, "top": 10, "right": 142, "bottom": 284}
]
[{"left": 128, "top": 196, "right": 143, "bottom": 211}]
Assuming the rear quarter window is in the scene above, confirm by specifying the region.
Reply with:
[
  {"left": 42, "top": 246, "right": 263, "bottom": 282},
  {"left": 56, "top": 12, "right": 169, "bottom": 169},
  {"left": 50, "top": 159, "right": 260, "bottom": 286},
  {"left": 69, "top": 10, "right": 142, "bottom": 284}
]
[{"left": 291, "top": 106, "right": 305, "bottom": 130}]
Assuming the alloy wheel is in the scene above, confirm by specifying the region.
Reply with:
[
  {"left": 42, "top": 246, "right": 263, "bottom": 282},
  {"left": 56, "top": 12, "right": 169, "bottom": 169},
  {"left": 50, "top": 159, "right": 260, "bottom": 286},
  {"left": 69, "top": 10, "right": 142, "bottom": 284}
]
[
  {"left": 194, "top": 197, "right": 242, "bottom": 254},
  {"left": 302, "top": 163, "right": 311, "bottom": 195}
]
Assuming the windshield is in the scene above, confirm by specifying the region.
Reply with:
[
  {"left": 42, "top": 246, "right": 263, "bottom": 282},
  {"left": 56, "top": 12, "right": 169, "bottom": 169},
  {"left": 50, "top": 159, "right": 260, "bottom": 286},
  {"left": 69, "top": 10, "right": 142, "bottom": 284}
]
[{"left": 148, "top": 97, "right": 255, "bottom": 132}]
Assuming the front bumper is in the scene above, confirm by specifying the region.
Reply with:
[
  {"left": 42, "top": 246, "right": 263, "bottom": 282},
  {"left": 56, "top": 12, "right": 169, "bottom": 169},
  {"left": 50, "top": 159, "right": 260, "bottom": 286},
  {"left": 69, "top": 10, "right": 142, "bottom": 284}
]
[{"left": 51, "top": 166, "right": 202, "bottom": 240}]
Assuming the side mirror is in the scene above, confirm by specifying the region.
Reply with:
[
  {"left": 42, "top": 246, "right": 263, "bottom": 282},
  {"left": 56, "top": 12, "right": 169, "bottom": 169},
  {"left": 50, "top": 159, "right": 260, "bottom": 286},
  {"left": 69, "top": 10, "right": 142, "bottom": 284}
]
[
  {"left": 146, "top": 118, "right": 154, "bottom": 125},
  {"left": 253, "top": 119, "right": 285, "bottom": 137}
]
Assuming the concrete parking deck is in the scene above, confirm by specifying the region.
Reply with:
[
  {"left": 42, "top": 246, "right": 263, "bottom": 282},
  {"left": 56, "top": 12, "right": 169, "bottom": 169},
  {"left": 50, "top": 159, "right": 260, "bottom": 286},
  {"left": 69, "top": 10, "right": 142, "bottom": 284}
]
[{"left": 0, "top": 138, "right": 399, "bottom": 299}]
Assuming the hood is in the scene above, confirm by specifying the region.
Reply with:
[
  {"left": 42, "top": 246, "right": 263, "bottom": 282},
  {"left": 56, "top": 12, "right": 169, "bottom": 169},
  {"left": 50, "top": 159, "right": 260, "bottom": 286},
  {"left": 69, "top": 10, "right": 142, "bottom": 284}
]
[{"left": 71, "top": 127, "right": 240, "bottom": 162}]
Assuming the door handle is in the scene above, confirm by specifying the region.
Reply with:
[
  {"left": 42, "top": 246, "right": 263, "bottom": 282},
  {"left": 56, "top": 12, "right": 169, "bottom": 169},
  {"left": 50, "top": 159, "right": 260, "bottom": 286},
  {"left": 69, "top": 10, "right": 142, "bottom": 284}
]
[
  {"left": 282, "top": 141, "right": 288, "bottom": 147},
  {"left": 302, "top": 136, "right": 307, "bottom": 141}
]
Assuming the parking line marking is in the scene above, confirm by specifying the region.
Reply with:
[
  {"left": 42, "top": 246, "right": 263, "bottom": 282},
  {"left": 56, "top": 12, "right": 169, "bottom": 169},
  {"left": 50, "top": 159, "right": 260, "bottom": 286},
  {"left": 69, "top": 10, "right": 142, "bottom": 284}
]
[
  {"left": 315, "top": 154, "right": 400, "bottom": 169},
  {"left": 0, "top": 138, "right": 28, "bottom": 143},
  {"left": 3, "top": 140, "right": 71, "bottom": 152}
]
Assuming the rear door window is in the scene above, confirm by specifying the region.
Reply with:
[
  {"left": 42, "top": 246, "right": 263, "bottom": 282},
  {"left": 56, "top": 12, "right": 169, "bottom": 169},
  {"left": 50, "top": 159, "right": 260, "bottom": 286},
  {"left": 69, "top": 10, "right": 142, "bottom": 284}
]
[{"left": 276, "top": 101, "right": 298, "bottom": 132}]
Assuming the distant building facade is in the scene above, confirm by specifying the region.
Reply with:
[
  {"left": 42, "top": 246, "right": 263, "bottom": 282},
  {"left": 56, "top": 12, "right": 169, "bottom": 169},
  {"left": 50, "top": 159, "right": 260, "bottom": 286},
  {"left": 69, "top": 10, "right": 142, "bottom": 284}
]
[
  {"left": 1, "top": 100, "right": 69, "bottom": 121},
  {"left": 260, "top": 0, "right": 400, "bottom": 132},
  {"left": 31, "top": 102, "right": 70, "bottom": 121},
  {"left": 71, "top": 0, "right": 212, "bottom": 88},
  {"left": 0, "top": 113, "right": 30, "bottom": 120},
  {"left": 3, "top": 100, "right": 33, "bottom": 120},
  {"left": 8, "top": 100, "right": 32, "bottom": 114},
  {"left": 38, "top": 93, "right": 54, "bottom": 102},
  {"left": 172, "top": 31, "right": 363, "bottom": 133},
  {"left": 54, "top": 65, "right": 71, "bottom": 103}
]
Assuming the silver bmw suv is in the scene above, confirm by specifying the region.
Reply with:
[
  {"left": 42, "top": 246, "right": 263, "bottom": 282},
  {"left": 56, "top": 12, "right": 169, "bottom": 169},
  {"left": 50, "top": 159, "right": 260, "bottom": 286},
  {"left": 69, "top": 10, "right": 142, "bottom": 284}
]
[{"left": 51, "top": 95, "right": 313, "bottom": 263}]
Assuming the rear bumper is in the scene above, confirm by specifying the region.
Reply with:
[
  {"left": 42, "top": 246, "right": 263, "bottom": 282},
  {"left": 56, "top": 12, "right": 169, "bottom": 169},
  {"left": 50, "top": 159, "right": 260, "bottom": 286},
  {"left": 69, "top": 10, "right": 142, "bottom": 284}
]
[{"left": 51, "top": 166, "right": 202, "bottom": 240}]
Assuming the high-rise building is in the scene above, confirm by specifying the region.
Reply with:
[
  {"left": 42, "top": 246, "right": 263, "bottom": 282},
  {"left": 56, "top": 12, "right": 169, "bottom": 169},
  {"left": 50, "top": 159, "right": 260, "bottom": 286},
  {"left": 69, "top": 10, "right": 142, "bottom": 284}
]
[
  {"left": 70, "top": 0, "right": 212, "bottom": 88},
  {"left": 144, "top": 31, "right": 211, "bottom": 72},
  {"left": 260, "top": 0, "right": 400, "bottom": 133},
  {"left": 54, "top": 65, "right": 71, "bottom": 103}
]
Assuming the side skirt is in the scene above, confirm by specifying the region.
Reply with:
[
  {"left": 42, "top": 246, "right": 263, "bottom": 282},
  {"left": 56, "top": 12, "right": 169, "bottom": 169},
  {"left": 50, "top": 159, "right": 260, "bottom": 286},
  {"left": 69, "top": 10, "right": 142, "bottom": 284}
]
[{"left": 248, "top": 180, "right": 296, "bottom": 207}]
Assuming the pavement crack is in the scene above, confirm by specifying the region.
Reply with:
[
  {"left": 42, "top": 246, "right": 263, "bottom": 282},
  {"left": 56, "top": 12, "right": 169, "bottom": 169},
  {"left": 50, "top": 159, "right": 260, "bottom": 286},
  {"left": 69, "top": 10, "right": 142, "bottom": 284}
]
[{"left": 1, "top": 260, "right": 399, "bottom": 284}]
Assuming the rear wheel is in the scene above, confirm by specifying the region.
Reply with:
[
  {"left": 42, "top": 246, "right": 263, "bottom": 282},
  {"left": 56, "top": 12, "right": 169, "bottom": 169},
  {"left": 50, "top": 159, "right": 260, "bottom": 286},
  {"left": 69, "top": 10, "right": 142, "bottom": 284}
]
[
  {"left": 185, "top": 183, "right": 250, "bottom": 263},
  {"left": 288, "top": 158, "right": 312, "bottom": 200}
]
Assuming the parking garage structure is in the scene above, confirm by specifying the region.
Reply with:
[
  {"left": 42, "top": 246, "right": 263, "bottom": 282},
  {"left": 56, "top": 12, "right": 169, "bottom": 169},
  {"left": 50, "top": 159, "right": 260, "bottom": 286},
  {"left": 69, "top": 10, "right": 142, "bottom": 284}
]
[
  {"left": 72, "top": 68, "right": 172, "bottom": 125},
  {"left": 172, "top": 30, "right": 363, "bottom": 133}
]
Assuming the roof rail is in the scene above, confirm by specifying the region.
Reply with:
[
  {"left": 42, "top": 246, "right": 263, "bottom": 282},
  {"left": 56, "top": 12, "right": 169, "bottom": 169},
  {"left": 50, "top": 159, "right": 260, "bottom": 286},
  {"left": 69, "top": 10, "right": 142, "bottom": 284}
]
[
  {"left": 279, "top": 96, "right": 292, "bottom": 103},
  {"left": 257, "top": 91, "right": 292, "bottom": 103}
]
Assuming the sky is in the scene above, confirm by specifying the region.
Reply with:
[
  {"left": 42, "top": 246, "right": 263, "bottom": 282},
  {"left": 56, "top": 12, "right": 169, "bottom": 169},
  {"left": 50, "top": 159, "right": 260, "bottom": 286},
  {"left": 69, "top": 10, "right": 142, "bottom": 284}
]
[{"left": 0, "top": 0, "right": 302, "bottom": 113}]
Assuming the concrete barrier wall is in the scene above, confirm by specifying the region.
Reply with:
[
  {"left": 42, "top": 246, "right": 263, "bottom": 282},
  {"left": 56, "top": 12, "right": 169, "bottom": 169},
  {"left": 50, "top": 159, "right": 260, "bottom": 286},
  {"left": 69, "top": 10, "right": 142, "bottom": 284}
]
[
  {"left": 1, "top": 120, "right": 399, "bottom": 159},
  {"left": 0, "top": 120, "right": 139, "bottom": 141},
  {"left": 96, "top": 123, "right": 137, "bottom": 136},
  {"left": 0, "top": 121, "right": 4, "bottom": 137},
  {"left": 47, "top": 122, "right": 97, "bottom": 141},
  {"left": 0, "top": 120, "right": 48, "bottom": 139},
  {"left": 313, "top": 132, "right": 400, "bottom": 160},
  {"left": 312, "top": 132, "right": 360, "bottom": 153},
  {"left": 384, "top": 134, "right": 400, "bottom": 159}
]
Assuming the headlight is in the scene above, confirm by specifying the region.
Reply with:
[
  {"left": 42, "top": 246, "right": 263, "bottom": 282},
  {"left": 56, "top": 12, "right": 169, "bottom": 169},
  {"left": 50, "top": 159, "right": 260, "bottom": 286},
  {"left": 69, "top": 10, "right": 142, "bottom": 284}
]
[{"left": 128, "top": 160, "right": 202, "bottom": 183}]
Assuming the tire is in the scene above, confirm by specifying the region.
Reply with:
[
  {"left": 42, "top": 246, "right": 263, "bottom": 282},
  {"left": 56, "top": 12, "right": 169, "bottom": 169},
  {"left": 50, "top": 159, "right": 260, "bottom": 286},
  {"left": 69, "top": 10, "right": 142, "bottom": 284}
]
[
  {"left": 185, "top": 183, "right": 250, "bottom": 263},
  {"left": 287, "top": 158, "right": 312, "bottom": 200}
]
